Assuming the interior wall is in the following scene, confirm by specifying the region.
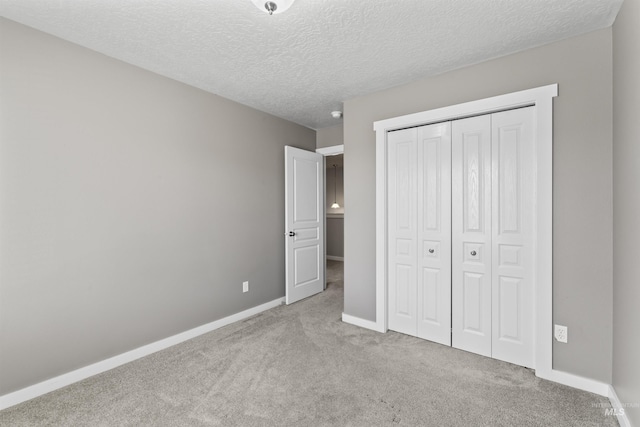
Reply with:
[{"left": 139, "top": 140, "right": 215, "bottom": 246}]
[
  {"left": 316, "top": 124, "right": 343, "bottom": 149},
  {"left": 343, "top": 29, "right": 613, "bottom": 383},
  {"left": 612, "top": 0, "right": 640, "bottom": 423},
  {"left": 326, "top": 217, "right": 344, "bottom": 259},
  {"left": 0, "top": 18, "right": 316, "bottom": 395},
  {"left": 326, "top": 158, "right": 344, "bottom": 259},
  {"left": 325, "top": 163, "right": 344, "bottom": 214}
]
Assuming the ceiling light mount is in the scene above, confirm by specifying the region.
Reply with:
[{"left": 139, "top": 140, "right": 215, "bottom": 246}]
[
  {"left": 251, "top": 0, "right": 295, "bottom": 15},
  {"left": 265, "top": 1, "right": 277, "bottom": 15},
  {"left": 331, "top": 111, "right": 343, "bottom": 119}
]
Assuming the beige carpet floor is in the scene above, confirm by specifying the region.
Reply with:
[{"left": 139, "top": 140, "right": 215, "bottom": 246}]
[{"left": 0, "top": 260, "right": 618, "bottom": 426}]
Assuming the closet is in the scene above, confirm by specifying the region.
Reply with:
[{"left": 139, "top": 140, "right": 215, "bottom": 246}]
[{"left": 387, "top": 106, "right": 534, "bottom": 368}]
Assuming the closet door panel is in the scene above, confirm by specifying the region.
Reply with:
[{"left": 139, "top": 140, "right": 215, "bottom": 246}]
[
  {"left": 416, "top": 123, "right": 451, "bottom": 345},
  {"left": 387, "top": 128, "right": 418, "bottom": 336},
  {"left": 452, "top": 115, "right": 492, "bottom": 358},
  {"left": 491, "top": 107, "right": 535, "bottom": 368}
]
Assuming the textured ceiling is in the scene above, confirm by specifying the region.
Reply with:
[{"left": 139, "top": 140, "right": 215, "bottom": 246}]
[{"left": 0, "top": 0, "right": 623, "bottom": 129}]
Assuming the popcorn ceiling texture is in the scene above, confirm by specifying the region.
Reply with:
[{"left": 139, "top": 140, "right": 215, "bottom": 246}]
[{"left": 0, "top": 0, "right": 622, "bottom": 129}]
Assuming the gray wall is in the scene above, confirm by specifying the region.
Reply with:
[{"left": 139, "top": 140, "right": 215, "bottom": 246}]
[
  {"left": 343, "top": 29, "right": 613, "bottom": 383},
  {"left": 0, "top": 18, "right": 315, "bottom": 395},
  {"left": 324, "top": 144, "right": 344, "bottom": 259},
  {"left": 326, "top": 162, "right": 344, "bottom": 259},
  {"left": 316, "top": 124, "right": 343, "bottom": 149},
  {"left": 613, "top": 0, "right": 640, "bottom": 424},
  {"left": 326, "top": 218, "right": 344, "bottom": 259},
  {"left": 325, "top": 163, "right": 344, "bottom": 214}
]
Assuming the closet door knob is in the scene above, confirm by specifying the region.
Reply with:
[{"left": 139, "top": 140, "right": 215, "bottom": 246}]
[
  {"left": 428, "top": 249, "right": 434, "bottom": 254},
  {"left": 471, "top": 250, "right": 477, "bottom": 256}
]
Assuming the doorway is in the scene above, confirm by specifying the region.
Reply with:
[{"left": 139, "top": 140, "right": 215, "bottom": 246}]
[{"left": 317, "top": 145, "right": 344, "bottom": 289}]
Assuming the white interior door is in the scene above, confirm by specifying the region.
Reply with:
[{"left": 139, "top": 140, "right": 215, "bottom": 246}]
[
  {"left": 491, "top": 107, "right": 535, "bottom": 368},
  {"left": 452, "top": 115, "right": 493, "bottom": 358},
  {"left": 285, "top": 146, "right": 324, "bottom": 305}
]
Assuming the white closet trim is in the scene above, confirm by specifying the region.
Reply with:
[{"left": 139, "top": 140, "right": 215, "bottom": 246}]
[{"left": 374, "top": 85, "right": 557, "bottom": 378}]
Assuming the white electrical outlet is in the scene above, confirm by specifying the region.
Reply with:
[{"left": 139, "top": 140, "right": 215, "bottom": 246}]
[
  {"left": 554, "top": 325, "right": 568, "bottom": 343},
  {"left": 242, "top": 281, "right": 249, "bottom": 293}
]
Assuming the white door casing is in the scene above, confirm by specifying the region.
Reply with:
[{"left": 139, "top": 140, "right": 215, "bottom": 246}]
[
  {"left": 285, "top": 146, "right": 325, "bottom": 305},
  {"left": 451, "top": 115, "right": 492, "bottom": 357}
]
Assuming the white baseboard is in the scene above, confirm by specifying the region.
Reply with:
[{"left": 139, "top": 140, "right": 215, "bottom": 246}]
[
  {"left": 342, "top": 313, "right": 385, "bottom": 333},
  {"left": 535, "top": 373, "right": 633, "bottom": 426},
  {"left": 608, "top": 385, "right": 633, "bottom": 427},
  {"left": 342, "top": 314, "right": 617, "bottom": 403},
  {"left": 327, "top": 256, "right": 344, "bottom": 261},
  {"left": 535, "top": 369, "right": 610, "bottom": 396},
  {"left": 0, "top": 297, "right": 285, "bottom": 411}
]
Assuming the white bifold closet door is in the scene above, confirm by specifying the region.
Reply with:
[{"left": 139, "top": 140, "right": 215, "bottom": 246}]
[
  {"left": 388, "top": 106, "right": 535, "bottom": 369},
  {"left": 388, "top": 122, "right": 452, "bottom": 346},
  {"left": 490, "top": 107, "right": 534, "bottom": 368},
  {"left": 451, "top": 107, "right": 535, "bottom": 368},
  {"left": 451, "top": 114, "right": 493, "bottom": 358}
]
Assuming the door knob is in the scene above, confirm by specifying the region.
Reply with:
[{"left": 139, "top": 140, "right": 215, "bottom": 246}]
[
  {"left": 428, "top": 249, "right": 435, "bottom": 254},
  {"left": 288, "top": 231, "right": 296, "bottom": 237},
  {"left": 471, "top": 250, "right": 477, "bottom": 256}
]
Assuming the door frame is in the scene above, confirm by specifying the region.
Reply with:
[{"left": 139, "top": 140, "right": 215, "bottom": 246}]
[{"left": 374, "top": 85, "right": 557, "bottom": 378}]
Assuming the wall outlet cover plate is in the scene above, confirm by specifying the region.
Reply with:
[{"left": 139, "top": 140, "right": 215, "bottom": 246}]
[{"left": 554, "top": 325, "right": 568, "bottom": 343}]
